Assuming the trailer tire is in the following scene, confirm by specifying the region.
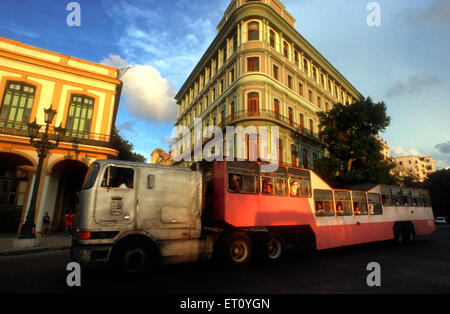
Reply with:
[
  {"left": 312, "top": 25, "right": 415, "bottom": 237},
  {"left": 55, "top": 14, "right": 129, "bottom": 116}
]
[
  {"left": 393, "top": 224, "right": 403, "bottom": 244},
  {"left": 259, "top": 232, "right": 286, "bottom": 264},
  {"left": 220, "top": 233, "right": 253, "bottom": 266}
]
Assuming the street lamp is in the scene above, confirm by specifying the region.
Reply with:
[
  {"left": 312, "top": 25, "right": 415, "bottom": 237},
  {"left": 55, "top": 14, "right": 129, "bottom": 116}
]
[{"left": 18, "top": 105, "right": 66, "bottom": 239}]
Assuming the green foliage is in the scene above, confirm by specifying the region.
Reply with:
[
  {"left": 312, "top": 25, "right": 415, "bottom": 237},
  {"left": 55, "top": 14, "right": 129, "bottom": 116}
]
[
  {"left": 315, "top": 97, "right": 396, "bottom": 187},
  {"left": 423, "top": 169, "right": 450, "bottom": 217},
  {"left": 110, "top": 127, "right": 146, "bottom": 162}
]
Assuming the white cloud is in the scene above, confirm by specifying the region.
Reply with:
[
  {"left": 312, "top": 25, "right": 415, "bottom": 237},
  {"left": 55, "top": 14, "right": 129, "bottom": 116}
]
[
  {"left": 101, "top": 54, "right": 177, "bottom": 124},
  {"left": 436, "top": 159, "right": 450, "bottom": 170}
]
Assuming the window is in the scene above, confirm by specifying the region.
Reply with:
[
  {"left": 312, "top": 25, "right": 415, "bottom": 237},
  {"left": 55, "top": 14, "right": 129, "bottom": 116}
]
[
  {"left": 248, "top": 92, "right": 259, "bottom": 114},
  {"left": 278, "top": 139, "right": 283, "bottom": 164},
  {"left": 0, "top": 81, "right": 36, "bottom": 128},
  {"left": 269, "top": 30, "right": 275, "bottom": 48},
  {"left": 261, "top": 167, "right": 287, "bottom": 196},
  {"left": 288, "top": 168, "right": 311, "bottom": 197},
  {"left": 291, "top": 144, "right": 297, "bottom": 167},
  {"left": 420, "top": 189, "right": 432, "bottom": 207},
  {"left": 308, "top": 90, "right": 313, "bottom": 102},
  {"left": 101, "top": 166, "right": 134, "bottom": 189},
  {"left": 288, "top": 107, "right": 293, "bottom": 125},
  {"left": 401, "top": 188, "right": 413, "bottom": 206},
  {"left": 298, "top": 83, "right": 304, "bottom": 96},
  {"left": 368, "top": 193, "right": 382, "bottom": 215},
  {"left": 66, "top": 95, "right": 94, "bottom": 138},
  {"left": 317, "top": 96, "right": 321, "bottom": 109},
  {"left": 230, "top": 68, "right": 235, "bottom": 83},
  {"left": 309, "top": 119, "right": 314, "bottom": 134},
  {"left": 245, "top": 134, "right": 259, "bottom": 161},
  {"left": 314, "top": 189, "right": 334, "bottom": 216},
  {"left": 352, "top": 192, "right": 368, "bottom": 215},
  {"left": 227, "top": 161, "right": 259, "bottom": 194},
  {"left": 299, "top": 113, "right": 304, "bottom": 131},
  {"left": 248, "top": 21, "right": 259, "bottom": 41},
  {"left": 303, "top": 59, "right": 308, "bottom": 74},
  {"left": 274, "top": 99, "right": 280, "bottom": 119},
  {"left": 312, "top": 67, "right": 317, "bottom": 81},
  {"left": 380, "top": 186, "right": 392, "bottom": 206},
  {"left": 283, "top": 41, "right": 289, "bottom": 58},
  {"left": 82, "top": 162, "right": 100, "bottom": 190},
  {"left": 325, "top": 102, "right": 329, "bottom": 112},
  {"left": 302, "top": 149, "right": 308, "bottom": 169},
  {"left": 247, "top": 57, "right": 259, "bottom": 72},
  {"left": 334, "top": 191, "right": 352, "bottom": 216},
  {"left": 273, "top": 64, "right": 279, "bottom": 80},
  {"left": 294, "top": 51, "right": 299, "bottom": 67},
  {"left": 411, "top": 189, "right": 422, "bottom": 207},
  {"left": 390, "top": 186, "right": 402, "bottom": 206},
  {"left": 287, "top": 75, "right": 293, "bottom": 89}
]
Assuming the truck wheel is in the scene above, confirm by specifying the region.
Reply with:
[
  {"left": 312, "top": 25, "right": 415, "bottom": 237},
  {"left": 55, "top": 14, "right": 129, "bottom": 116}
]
[
  {"left": 259, "top": 233, "right": 286, "bottom": 264},
  {"left": 113, "top": 242, "right": 154, "bottom": 274},
  {"left": 221, "top": 233, "right": 252, "bottom": 266}
]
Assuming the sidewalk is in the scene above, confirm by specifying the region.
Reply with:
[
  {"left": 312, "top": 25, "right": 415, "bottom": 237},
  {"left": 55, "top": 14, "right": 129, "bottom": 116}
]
[{"left": 0, "top": 232, "right": 72, "bottom": 257}]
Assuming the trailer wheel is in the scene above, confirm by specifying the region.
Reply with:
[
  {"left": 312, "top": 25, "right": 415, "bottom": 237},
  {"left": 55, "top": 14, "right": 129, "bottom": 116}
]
[
  {"left": 220, "top": 233, "right": 252, "bottom": 266},
  {"left": 393, "top": 224, "right": 403, "bottom": 244},
  {"left": 259, "top": 233, "right": 286, "bottom": 264}
]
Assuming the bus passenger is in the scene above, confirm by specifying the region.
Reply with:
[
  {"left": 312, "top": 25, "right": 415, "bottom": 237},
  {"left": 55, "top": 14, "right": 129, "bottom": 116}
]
[
  {"left": 262, "top": 179, "right": 273, "bottom": 194},
  {"left": 316, "top": 202, "right": 325, "bottom": 216},
  {"left": 368, "top": 202, "right": 374, "bottom": 215},
  {"left": 354, "top": 204, "right": 361, "bottom": 215},
  {"left": 290, "top": 181, "right": 299, "bottom": 196},
  {"left": 336, "top": 203, "right": 344, "bottom": 216},
  {"left": 229, "top": 174, "right": 241, "bottom": 193}
]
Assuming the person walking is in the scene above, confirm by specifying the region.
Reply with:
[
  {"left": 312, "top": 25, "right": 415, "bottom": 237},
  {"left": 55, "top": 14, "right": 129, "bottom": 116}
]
[
  {"left": 42, "top": 212, "right": 51, "bottom": 237},
  {"left": 64, "top": 210, "right": 74, "bottom": 238}
]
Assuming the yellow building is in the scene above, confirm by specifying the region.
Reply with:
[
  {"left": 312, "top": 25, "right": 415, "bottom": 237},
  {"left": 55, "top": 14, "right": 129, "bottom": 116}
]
[
  {"left": 0, "top": 37, "right": 122, "bottom": 234},
  {"left": 393, "top": 155, "right": 436, "bottom": 182},
  {"left": 175, "top": 0, "right": 363, "bottom": 167}
]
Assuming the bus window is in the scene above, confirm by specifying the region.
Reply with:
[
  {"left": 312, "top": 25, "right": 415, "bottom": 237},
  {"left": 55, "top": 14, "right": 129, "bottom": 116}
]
[
  {"left": 82, "top": 162, "right": 100, "bottom": 189},
  {"left": 368, "top": 193, "right": 382, "bottom": 215},
  {"left": 420, "top": 189, "right": 432, "bottom": 207},
  {"left": 352, "top": 192, "right": 368, "bottom": 215},
  {"left": 101, "top": 166, "right": 134, "bottom": 189},
  {"left": 380, "top": 185, "right": 392, "bottom": 206},
  {"left": 401, "top": 188, "right": 413, "bottom": 206},
  {"left": 227, "top": 161, "right": 260, "bottom": 194},
  {"left": 390, "top": 186, "right": 402, "bottom": 206},
  {"left": 411, "top": 189, "right": 422, "bottom": 207},
  {"left": 261, "top": 167, "right": 287, "bottom": 196},
  {"left": 314, "top": 189, "right": 334, "bottom": 216},
  {"left": 288, "top": 168, "right": 311, "bottom": 197},
  {"left": 334, "top": 191, "right": 352, "bottom": 216}
]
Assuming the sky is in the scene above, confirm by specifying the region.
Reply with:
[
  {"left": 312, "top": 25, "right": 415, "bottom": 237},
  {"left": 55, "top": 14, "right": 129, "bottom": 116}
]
[{"left": 1, "top": 0, "right": 449, "bottom": 168}]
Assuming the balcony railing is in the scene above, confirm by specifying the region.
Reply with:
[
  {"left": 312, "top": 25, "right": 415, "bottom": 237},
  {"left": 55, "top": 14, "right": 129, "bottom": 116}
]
[
  {"left": 0, "top": 119, "right": 113, "bottom": 148},
  {"left": 222, "top": 110, "right": 324, "bottom": 145}
]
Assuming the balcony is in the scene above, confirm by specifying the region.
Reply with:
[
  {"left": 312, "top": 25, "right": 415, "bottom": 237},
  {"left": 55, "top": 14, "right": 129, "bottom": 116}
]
[
  {"left": 222, "top": 110, "right": 325, "bottom": 145},
  {"left": 0, "top": 119, "right": 113, "bottom": 148}
]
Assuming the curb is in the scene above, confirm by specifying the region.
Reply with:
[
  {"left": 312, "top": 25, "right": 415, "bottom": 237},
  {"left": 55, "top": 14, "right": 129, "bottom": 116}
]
[{"left": 0, "top": 246, "right": 71, "bottom": 257}]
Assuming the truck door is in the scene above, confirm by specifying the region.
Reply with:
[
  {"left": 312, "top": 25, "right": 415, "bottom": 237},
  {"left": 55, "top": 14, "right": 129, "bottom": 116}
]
[{"left": 94, "top": 165, "right": 136, "bottom": 226}]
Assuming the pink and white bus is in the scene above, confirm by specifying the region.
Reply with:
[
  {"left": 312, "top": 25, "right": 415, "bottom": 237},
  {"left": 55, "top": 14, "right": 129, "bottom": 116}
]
[{"left": 204, "top": 160, "right": 436, "bottom": 261}]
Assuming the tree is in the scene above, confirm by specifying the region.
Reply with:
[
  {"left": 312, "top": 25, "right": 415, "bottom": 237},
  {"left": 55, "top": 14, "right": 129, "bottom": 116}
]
[
  {"left": 315, "top": 97, "right": 396, "bottom": 187},
  {"left": 110, "top": 127, "right": 146, "bottom": 162},
  {"left": 422, "top": 169, "right": 450, "bottom": 218}
]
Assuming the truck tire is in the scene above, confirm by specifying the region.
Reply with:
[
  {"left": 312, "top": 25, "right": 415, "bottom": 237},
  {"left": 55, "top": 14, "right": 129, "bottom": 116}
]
[
  {"left": 113, "top": 241, "right": 155, "bottom": 274},
  {"left": 259, "top": 232, "right": 286, "bottom": 264},
  {"left": 220, "top": 233, "right": 253, "bottom": 266}
]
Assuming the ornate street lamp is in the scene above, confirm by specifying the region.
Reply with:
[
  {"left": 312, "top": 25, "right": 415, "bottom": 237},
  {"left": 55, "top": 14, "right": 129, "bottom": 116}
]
[{"left": 18, "top": 105, "right": 66, "bottom": 239}]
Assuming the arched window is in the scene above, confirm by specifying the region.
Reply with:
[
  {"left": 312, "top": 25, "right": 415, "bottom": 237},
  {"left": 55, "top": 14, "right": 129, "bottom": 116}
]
[
  {"left": 248, "top": 92, "right": 259, "bottom": 116},
  {"left": 66, "top": 95, "right": 94, "bottom": 139},
  {"left": 0, "top": 81, "right": 36, "bottom": 128},
  {"left": 248, "top": 22, "right": 259, "bottom": 41}
]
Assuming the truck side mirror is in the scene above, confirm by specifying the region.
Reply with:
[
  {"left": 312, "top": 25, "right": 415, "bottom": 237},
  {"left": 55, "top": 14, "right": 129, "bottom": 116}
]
[{"left": 148, "top": 175, "right": 155, "bottom": 189}]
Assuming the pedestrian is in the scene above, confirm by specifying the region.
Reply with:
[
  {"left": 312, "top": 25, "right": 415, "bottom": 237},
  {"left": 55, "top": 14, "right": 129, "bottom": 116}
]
[
  {"left": 42, "top": 212, "right": 51, "bottom": 237},
  {"left": 64, "top": 210, "right": 74, "bottom": 238}
]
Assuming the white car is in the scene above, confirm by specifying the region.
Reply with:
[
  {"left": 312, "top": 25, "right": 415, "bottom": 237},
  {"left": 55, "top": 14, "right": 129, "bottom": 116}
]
[{"left": 435, "top": 217, "right": 448, "bottom": 225}]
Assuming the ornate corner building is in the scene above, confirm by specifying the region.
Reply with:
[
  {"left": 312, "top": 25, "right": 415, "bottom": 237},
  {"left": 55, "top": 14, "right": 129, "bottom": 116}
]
[
  {"left": 0, "top": 37, "right": 122, "bottom": 233},
  {"left": 175, "top": 0, "right": 363, "bottom": 167}
]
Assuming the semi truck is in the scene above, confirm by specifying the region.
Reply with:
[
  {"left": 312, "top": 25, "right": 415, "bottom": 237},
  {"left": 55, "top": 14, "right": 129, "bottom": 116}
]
[{"left": 71, "top": 159, "right": 436, "bottom": 273}]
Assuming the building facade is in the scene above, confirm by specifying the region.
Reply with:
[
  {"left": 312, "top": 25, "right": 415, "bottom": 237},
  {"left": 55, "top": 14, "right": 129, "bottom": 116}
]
[
  {"left": 174, "top": 0, "right": 362, "bottom": 167},
  {"left": 0, "top": 37, "right": 122, "bottom": 234},
  {"left": 393, "top": 155, "right": 436, "bottom": 182}
]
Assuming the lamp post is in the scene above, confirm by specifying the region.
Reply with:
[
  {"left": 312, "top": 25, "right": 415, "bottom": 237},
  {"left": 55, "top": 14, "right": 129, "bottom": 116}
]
[{"left": 18, "top": 106, "right": 66, "bottom": 239}]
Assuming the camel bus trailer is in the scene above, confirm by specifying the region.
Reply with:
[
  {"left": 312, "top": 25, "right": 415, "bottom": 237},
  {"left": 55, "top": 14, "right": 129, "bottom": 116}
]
[{"left": 71, "top": 159, "right": 436, "bottom": 273}]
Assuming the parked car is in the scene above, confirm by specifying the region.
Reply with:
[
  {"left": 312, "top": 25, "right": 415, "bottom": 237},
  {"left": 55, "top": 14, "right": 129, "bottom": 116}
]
[{"left": 435, "top": 217, "right": 448, "bottom": 225}]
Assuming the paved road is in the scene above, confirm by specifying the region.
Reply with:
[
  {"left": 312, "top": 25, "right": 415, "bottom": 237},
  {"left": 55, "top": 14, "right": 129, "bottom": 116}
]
[{"left": 0, "top": 226, "right": 449, "bottom": 295}]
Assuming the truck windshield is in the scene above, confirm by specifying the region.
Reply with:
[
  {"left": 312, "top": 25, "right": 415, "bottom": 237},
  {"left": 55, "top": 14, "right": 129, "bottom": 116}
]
[{"left": 82, "top": 163, "right": 100, "bottom": 189}]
